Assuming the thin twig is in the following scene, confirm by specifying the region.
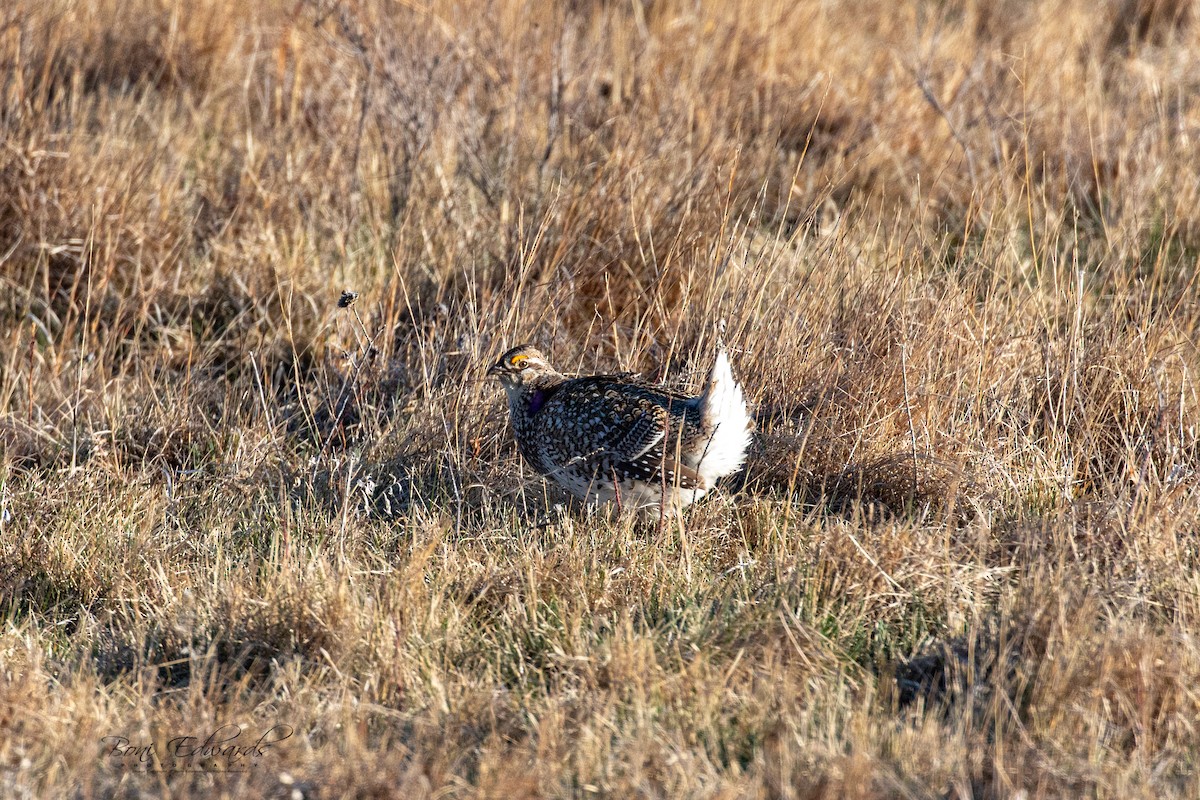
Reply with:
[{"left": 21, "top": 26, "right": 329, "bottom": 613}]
[
  {"left": 901, "top": 341, "right": 920, "bottom": 499},
  {"left": 909, "top": 65, "right": 978, "bottom": 188}
]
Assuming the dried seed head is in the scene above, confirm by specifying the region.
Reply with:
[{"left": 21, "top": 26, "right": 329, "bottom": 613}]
[{"left": 338, "top": 290, "right": 359, "bottom": 308}]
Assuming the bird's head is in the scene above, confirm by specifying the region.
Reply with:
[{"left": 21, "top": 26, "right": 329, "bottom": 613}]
[{"left": 488, "top": 345, "right": 559, "bottom": 392}]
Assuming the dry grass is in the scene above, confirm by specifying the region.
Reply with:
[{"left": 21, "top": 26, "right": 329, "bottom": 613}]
[{"left": 2, "top": 0, "right": 1200, "bottom": 796}]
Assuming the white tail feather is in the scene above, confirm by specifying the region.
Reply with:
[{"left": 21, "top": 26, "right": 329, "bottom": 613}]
[{"left": 692, "top": 345, "right": 753, "bottom": 485}]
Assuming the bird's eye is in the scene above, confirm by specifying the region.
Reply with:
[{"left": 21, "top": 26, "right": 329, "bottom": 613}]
[{"left": 510, "top": 355, "right": 528, "bottom": 368}]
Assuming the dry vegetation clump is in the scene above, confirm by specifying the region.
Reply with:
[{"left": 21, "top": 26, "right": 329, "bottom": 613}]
[{"left": 3, "top": 0, "right": 1200, "bottom": 796}]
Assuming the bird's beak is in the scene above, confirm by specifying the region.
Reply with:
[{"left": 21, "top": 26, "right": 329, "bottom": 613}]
[{"left": 486, "top": 363, "right": 502, "bottom": 378}]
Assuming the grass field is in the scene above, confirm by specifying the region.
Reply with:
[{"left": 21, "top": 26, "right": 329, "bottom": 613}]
[{"left": 3, "top": 0, "right": 1200, "bottom": 796}]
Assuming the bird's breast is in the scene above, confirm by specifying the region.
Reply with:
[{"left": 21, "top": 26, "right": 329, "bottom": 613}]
[{"left": 526, "top": 389, "right": 548, "bottom": 414}]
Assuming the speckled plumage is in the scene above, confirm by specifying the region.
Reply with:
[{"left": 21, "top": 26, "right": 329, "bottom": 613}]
[{"left": 489, "top": 344, "right": 753, "bottom": 511}]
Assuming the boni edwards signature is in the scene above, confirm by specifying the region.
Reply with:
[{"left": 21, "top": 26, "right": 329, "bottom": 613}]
[{"left": 101, "top": 723, "right": 294, "bottom": 773}]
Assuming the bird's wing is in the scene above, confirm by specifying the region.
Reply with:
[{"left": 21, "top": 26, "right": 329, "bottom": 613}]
[{"left": 537, "top": 380, "right": 703, "bottom": 489}]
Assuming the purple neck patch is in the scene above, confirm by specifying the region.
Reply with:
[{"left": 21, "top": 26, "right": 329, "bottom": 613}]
[{"left": 527, "top": 390, "right": 547, "bottom": 414}]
